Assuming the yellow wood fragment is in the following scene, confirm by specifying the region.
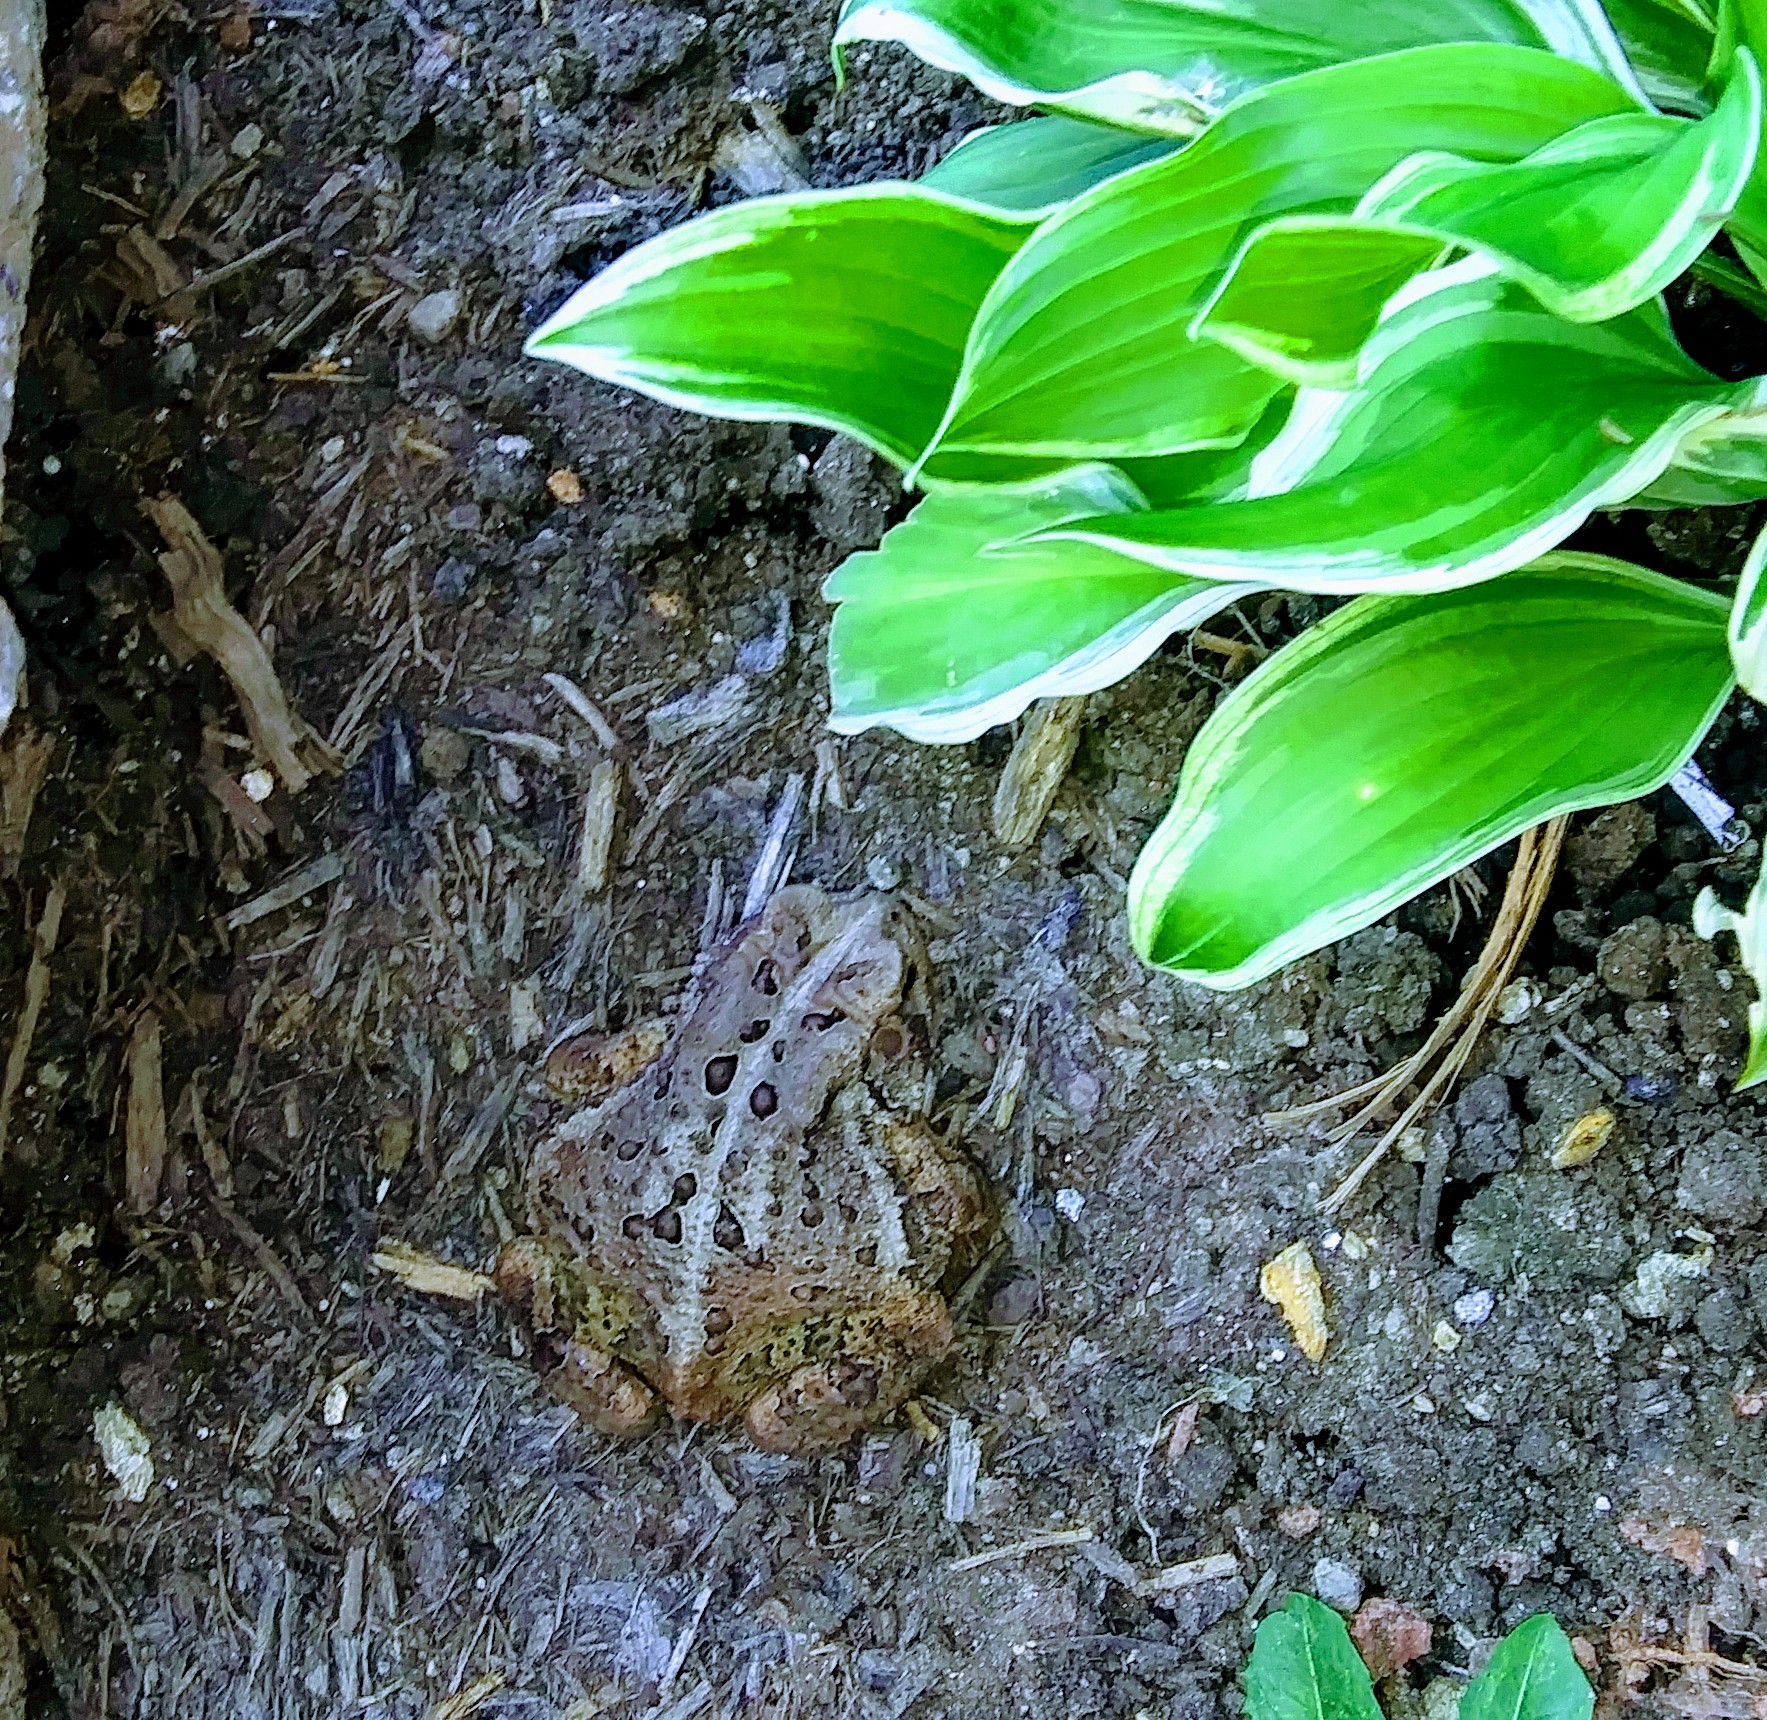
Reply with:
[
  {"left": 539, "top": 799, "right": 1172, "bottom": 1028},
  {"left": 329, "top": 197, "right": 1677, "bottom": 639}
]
[
  {"left": 1552, "top": 1106, "right": 1615, "bottom": 1169},
  {"left": 1260, "top": 1240, "right": 1328, "bottom": 1363},
  {"left": 371, "top": 1241, "right": 494, "bottom": 1301}
]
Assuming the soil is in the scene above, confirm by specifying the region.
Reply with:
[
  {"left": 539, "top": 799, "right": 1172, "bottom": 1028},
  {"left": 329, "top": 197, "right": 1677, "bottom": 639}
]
[{"left": 4, "top": 2, "right": 1767, "bottom": 1717}]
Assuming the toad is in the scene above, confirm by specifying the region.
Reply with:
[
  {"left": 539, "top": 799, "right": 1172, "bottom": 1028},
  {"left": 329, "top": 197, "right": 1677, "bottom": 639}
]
[{"left": 497, "top": 885, "right": 994, "bottom": 1453}]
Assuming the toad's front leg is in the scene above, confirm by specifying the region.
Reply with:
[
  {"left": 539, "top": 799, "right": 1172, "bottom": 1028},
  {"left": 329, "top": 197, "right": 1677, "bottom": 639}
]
[{"left": 743, "top": 1357, "right": 884, "bottom": 1453}]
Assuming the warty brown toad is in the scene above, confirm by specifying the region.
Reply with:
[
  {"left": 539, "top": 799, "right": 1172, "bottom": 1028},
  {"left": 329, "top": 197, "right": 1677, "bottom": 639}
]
[{"left": 496, "top": 885, "right": 993, "bottom": 1453}]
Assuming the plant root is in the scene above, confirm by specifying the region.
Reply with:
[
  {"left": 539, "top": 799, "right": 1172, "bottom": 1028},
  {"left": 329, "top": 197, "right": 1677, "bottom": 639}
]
[{"left": 1266, "top": 816, "right": 1568, "bottom": 1217}]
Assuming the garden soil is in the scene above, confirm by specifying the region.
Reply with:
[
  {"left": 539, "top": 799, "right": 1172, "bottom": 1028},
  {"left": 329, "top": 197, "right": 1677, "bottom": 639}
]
[{"left": 4, "top": 0, "right": 1767, "bottom": 1715}]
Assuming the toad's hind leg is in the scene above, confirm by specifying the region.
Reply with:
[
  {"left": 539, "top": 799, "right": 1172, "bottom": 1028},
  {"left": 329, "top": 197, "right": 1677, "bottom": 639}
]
[
  {"left": 744, "top": 1357, "right": 885, "bottom": 1453},
  {"left": 548, "top": 1337, "right": 660, "bottom": 1438}
]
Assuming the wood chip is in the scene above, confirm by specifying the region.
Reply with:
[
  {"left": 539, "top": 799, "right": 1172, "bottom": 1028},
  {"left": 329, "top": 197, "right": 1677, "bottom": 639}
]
[
  {"left": 993, "top": 696, "right": 1086, "bottom": 848},
  {"left": 1552, "top": 1106, "right": 1616, "bottom": 1169},
  {"left": 1134, "top": 1551, "right": 1239, "bottom": 1597},
  {"left": 427, "top": 1673, "right": 504, "bottom": 1720},
  {"left": 0, "top": 725, "right": 54, "bottom": 879},
  {"left": 144, "top": 495, "right": 336, "bottom": 794},
  {"left": 576, "top": 759, "right": 619, "bottom": 893},
  {"left": 223, "top": 852, "right": 346, "bottom": 930},
  {"left": 1260, "top": 1240, "right": 1329, "bottom": 1363},
  {"left": 0, "top": 881, "right": 64, "bottom": 1159},
  {"left": 124, "top": 1011, "right": 167, "bottom": 1214},
  {"left": 371, "top": 1240, "right": 494, "bottom": 1301},
  {"left": 949, "top": 1526, "right": 1095, "bottom": 1572},
  {"left": 944, "top": 1416, "right": 981, "bottom": 1523}
]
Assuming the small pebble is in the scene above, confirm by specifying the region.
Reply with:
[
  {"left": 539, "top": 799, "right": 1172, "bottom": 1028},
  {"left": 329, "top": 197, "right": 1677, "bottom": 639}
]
[
  {"left": 1312, "top": 1557, "right": 1364, "bottom": 1614},
  {"left": 408, "top": 287, "right": 462, "bottom": 345},
  {"left": 1453, "top": 1288, "right": 1495, "bottom": 1328}
]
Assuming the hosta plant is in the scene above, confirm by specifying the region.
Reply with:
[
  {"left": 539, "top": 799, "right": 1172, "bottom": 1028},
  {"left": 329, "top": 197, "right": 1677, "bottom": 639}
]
[
  {"left": 528, "top": 0, "right": 1767, "bottom": 1082},
  {"left": 1247, "top": 1594, "right": 1592, "bottom": 1720}
]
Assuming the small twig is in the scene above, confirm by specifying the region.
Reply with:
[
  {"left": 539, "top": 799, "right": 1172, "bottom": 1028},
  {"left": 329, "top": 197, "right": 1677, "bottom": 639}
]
[
  {"left": 162, "top": 226, "right": 306, "bottom": 302},
  {"left": 948, "top": 1526, "right": 1095, "bottom": 1572}
]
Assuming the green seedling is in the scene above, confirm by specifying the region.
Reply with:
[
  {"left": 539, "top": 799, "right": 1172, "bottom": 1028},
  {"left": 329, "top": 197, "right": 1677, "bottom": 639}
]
[
  {"left": 526, "top": 0, "right": 1767, "bottom": 1082},
  {"left": 1246, "top": 1594, "right": 1593, "bottom": 1720}
]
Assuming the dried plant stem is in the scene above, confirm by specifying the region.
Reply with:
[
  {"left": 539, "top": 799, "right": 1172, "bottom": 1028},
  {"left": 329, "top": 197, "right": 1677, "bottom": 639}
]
[{"left": 1265, "top": 817, "right": 1567, "bottom": 1216}]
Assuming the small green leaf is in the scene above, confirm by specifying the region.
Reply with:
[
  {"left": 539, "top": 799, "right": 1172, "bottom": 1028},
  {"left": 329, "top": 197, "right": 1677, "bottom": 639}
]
[
  {"left": 1728, "top": 519, "right": 1767, "bottom": 699},
  {"left": 1198, "top": 56, "right": 1760, "bottom": 374},
  {"left": 1129, "top": 555, "right": 1733, "bottom": 987},
  {"left": 1461, "top": 1615, "right": 1595, "bottom": 1720},
  {"left": 1695, "top": 864, "right": 1767, "bottom": 1087},
  {"left": 919, "top": 116, "right": 1179, "bottom": 216},
  {"left": 1040, "top": 266, "right": 1745, "bottom": 595},
  {"left": 824, "top": 466, "right": 1261, "bottom": 742},
  {"left": 524, "top": 187, "right": 1028, "bottom": 469},
  {"left": 832, "top": 0, "right": 1645, "bottom": 134},
  {"left": 1243, "top": 1594, "right": 1382, "bottom": 1720},
  {"left": 919, "top": 46, "right": 1640, "bottom": 470}
]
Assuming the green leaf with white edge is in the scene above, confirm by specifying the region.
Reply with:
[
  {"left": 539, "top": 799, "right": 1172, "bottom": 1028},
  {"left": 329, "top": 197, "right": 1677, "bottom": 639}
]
[
  {"left": 832, "top": 0, "right": 1646, "bottom": 136},
  {"left": 1197, "top": 58, "right": 1759, "bottom": 376},
  {"left": 1461, "top": 1616, "right": 1595, "bottom": 1720},
  {"left": 1695, "top": 863, "right": 1767, "bottom": 1087},
  {"left": 1038, "top": 264, "right": 1747, "bottom": 596},
  {"left": 1602, "top": 0, "right": 1717, "bottom": 109},
  {"left": 1129, "top": 555, "right": 1734, "bottom": 988},
  {"left": 1727, "top": 519, "right": 1767, "bottom": 699},
  {"left": 1627, "top": 395, "right": 1767, "bottom": 505},
  {"left": 523, "top": 186, "right": 1029, "bottom": 470},
  {"left": 1359, "top": 54, "right": 1759, "bottom": 320},
  {"left": 1243, "top": 1594, "right": 1381, "bottom": 1720},
  {"left": 919, "top": 116, "right": 1179, "bottom": 217},
  {"left": 916, "top": 46, "right": 1643, "bottom": 472},
  {"left": 824, "top": 466, "right": 1262, "bottom": 743}
]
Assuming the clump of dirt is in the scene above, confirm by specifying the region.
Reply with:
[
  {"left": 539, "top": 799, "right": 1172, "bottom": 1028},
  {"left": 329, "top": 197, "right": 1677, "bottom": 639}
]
[{"left": 4, "top": 0, "right": 1767, "bottom": 1716}]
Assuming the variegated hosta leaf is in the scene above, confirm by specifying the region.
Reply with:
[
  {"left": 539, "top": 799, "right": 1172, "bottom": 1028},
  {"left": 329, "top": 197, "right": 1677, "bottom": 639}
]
[
  {"left": 1629, "top": 395, "right": 1767, "bottom": 504},
  {"left": 1694, "top": 862, "right": 1767, "bottom": 1088},
  {"left": 1601, "top": 0, "right": 1718, "bottom": 109},
  {"left": 1036, "top": 265, "right": 1747, "bottom": 595},
  {"left": 524, "top": 187, "right": 1029, "bottom": 469},
  {"left": 916, "top": 46, "right": 1640, "bottom": 473},
  {"left": 1194, "top": 55, "right": 1760, "bottom": 382},
  {"left": 1728, "top": 519, "right": 1767, "bottom": 699},
  {"left": 832, "top": 0, "right": 1645, "bottom": 135},
  {"left": 918, "top": 116, "right": 1179, "bottom": 217},
  {"left": 823, "top": 466, "right": 1263, "bottom": 742},
  {"left": 1130, "top": 555, "right": 1733, "bottom": 987}
]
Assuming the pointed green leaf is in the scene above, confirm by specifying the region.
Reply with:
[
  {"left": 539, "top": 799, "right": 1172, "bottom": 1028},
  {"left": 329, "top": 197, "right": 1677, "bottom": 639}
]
[
  {"left": 833, "top": 0, "right": 1645, "bottom": 134},
  {"left": 1728, "top": 519, "right": 1767, "bottom": 699},
  {"left": 1695, "top": 866, "right": 1767, "bottom": 1087},
  {"left": 1461, "top": 1616, "right": 1595, "bottom": 1720},
  {"left": 1040, "top": 266, "right": 1745, "bottom": 595},
  {"left": 524, "top": 187, "right": 1028, "bottom": 469},
  {"left": 916, "top": 47, "right": 1641, "bottom": 471},
  {"left": 1358, "top": 54, "right": 1759, "bottom": 320},
  {"left": 1198, "top": 58, "right": 1759, "bottom": 375},
  {"left": 1130, "top": 555, "right": 1732, "bottom": 987},
  {"left": 824, "top": 467, "right": 1261, "bottom": 742},
  {"left": 919, "top": 116, "right": 1179, "bottom": 216},
  {"left": 1243, "top": 1594, "right": 1382, "bottom": 1720}
]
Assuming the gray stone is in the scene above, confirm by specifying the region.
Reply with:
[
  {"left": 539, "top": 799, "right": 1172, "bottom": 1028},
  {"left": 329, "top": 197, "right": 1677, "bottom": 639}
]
[
  {"left": 1447, "top": 1172, "right": 1630, "bottom": 1287},
  {"left": 1696, "top": 1287, "right": 1755, "bottom": 1354},
  {"left": 408, "top": 287, "right": 462, "bottom": 345},
  {"left": 1312, "top": 1558, "right": 1363, "bottom": 1613}
]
